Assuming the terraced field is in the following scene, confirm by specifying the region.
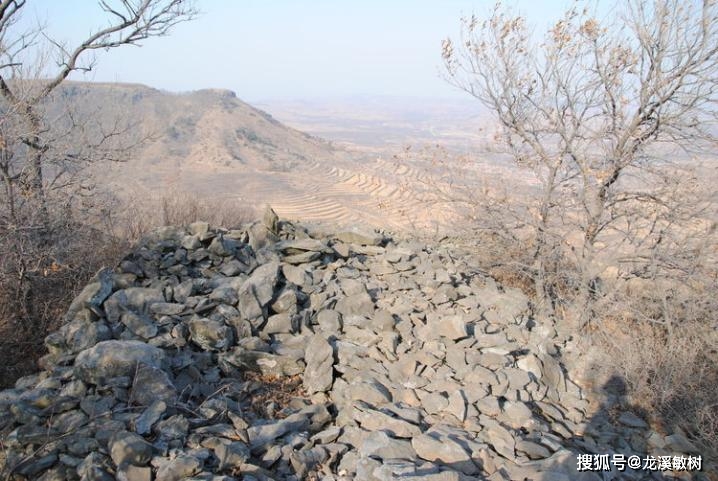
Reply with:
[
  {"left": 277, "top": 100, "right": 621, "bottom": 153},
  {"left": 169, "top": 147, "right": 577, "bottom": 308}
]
[
  {"left": 181, "top": 155, "right": 443, "bottom": 232},
  {"left": 234, "top": 154, "right": 528, "bottom": 234},
  {"left": 112, "top": 143, "right": 531, "bottom": 236}
]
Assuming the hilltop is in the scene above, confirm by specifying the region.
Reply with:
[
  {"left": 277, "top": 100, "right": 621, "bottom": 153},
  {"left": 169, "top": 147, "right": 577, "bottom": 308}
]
[{"left": 55, "top": 82, "right": 335, "bottom": 171}]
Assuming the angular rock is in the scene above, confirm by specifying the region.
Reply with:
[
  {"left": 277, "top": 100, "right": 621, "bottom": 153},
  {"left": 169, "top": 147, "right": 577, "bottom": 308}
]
[
  {"left": 371, "top": 310, "right": 396, "bottom": 331},
  {"left": 238, "top": 261, "right": 280, "bottom": 319},
  {"left": 276, "top": 238, "right": 328, "bottom": 254},
  {"left": 430, "top": 314, "right": 469, "bottom": 341},
  {"left": 117, "top": 464, "right": 152, "bottom": 481},
  {"left": 247, "top": 412, "right": 311, "bottom": 451},
  {"left": 477, "top": 417, "right": 516, "bottom": 460},
  {"left": 263, "top": 205, "right": 279, "bottom": 235},
  {"left": 150, "top": 302, "right": 185, "bottom": 316},
  {"left": 352, "top": 405, "right": 421, "bottom": 438},
  {"left": 219, "top": 347, "right": 304, "bottom": 376},
  {"left": 154, "top": 415, "right": 189, "bottom": 442},
  {"left": 335, "top": 292, "right": 375, "bottom": 318},
  {"left": 316, "top": 309, "right": 342, "bottom": 333},
  {"left": 412, "top": 428, "right": 478, "bottom": 475},
  {"left": 303, "top": 335, "right": 334, "bottom": 393},
  {"left": 360, "top": 430, "right": 416, "bottom": 460},
  {"left": 290, "top": 446, "right": 328, "bottom": 478},
  {"left": 74, "top": 341, "right": 166, "bottom": 386},
  {"left": 131, "top": 365, "right": 176, "bottom": 406},
  {"left": 13, "top": 453, "right": 59, "bottom": 478},
  {"left": 515, "top": 439, "right": 551, "bottom": 460},
  {"left": 271, "top": 286, "right": 300, "bottom": 314},
  {"left": 203, "top": 437, "right": 251, "bottom": 471},
  {"left": 188, "top": 318, "right": 234, "bottom": 351},
  {"left": 283, "top": 250, "right": 321, "bottom": 264},
  {"left": 77, "top": 452, "right": 114, "bottom": 481},
  {"left": 134, "top": 400, "right": 167, "bottom": 435},
  {"left": 155, "top": 453, "right": 203, "bottom": 481},
  {"left": 446, "top": 390, "right": 467, "bottom": 422},
  {"left": 188, "top": 221, "right": 210, "bottom": 236},
  {"left": 65, "top": 268, "right": 115, "bottom": 321},
  {"left": 335, "top": 227, "right": 385, "bottom": 246},
  {"left": 109, "top": 430, "right": 153, "bottom": 467},
  {"left": 209, "top": 285, "right": 239, "bottom": 306},
  {"left": 346, "top": 379, "right": 392, "bottom": 406},
  {"left": 120, "top": 311, "right": 158, "bottom": 339},
  {"left": 104, "top": 288, "right": 165, "bottom": 323},
  {"left": 421, "top": 391, "right": 449, "bottom": 414},
  {"left": 500, "top": 400, "right": 533, "bottom": 429},
  {"left": 282, "top": 264, "right": 313, "bottom": 288},
  {"left": 517, "top": 354, "right": 543, "bottom": 379}
]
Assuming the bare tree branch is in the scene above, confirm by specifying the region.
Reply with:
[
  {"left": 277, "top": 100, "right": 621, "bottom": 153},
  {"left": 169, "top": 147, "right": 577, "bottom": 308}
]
[
  {"left": 443, "top": 0, "right": 718, "bottom": 326},
  {"left": 36, "top": 0, "right": 197, "bottom": 101}
]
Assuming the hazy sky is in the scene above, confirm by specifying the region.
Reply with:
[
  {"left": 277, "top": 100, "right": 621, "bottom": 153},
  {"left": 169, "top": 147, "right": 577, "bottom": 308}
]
[{"left": 21, "top": 0, "right": 604, "bottom": 102}]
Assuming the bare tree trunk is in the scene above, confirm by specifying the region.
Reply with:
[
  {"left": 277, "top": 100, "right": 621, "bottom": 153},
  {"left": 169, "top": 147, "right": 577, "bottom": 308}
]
[
  {"left": 577, "top": 230, "right": 598, "bottom": 328},
  {"left": 21, "top": 103, "right": 50, "bottom": 239},
  {"left": 532, "top": 164, "right": 559, "bottom": 315},
  {"left": 0, "top": 153, "right": 15, "bottom": 222}
]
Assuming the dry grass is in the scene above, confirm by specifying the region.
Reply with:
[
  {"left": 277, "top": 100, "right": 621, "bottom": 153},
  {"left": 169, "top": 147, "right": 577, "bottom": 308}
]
[
  {"left": 452, "top": 206, "right": 718, "bottom": 466},
  {"left": 0, "top": 201, "right": 126, "bottom": 387},
  {"left": 595, "top": 318, "right": 718, "bottom": 464},
  {"left": 101, "top": 189, "right": 257, "bottom": 241}
]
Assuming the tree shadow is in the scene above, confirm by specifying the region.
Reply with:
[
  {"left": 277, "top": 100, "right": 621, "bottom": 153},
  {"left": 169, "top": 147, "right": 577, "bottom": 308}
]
[{"left": 541, "top": 375, "right": 705, "bottom": 481}]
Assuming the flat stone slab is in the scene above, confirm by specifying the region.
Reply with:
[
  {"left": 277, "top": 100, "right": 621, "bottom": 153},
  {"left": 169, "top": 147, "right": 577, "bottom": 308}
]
[{"left": 74, "top": 340, "right": 166, "bottom": 385}]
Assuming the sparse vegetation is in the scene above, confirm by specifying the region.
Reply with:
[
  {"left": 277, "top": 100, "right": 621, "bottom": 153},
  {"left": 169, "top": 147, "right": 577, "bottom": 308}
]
[
  {"left": 443, "top": 0, "right": 718, "bottom": 324},
  {"left": 108, "top": 190, "right": 257, "bottom": 242}
]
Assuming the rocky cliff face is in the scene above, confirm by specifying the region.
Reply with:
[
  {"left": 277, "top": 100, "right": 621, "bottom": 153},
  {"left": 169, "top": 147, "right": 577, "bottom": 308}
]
[{"left": 0, "top": 211, "right": 700, "bottom": 480}]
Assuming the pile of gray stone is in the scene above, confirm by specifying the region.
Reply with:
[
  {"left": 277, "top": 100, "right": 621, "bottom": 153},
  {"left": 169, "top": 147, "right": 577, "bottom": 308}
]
[{"left": 0, "top": 209, "right": 705, "bottom": 480}]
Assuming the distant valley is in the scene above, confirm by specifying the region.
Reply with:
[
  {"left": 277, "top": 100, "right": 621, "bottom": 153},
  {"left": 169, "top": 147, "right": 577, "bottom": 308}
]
[
  {"left": 53, "top": 82, "right": 523, "bottom": 232},
  {"left": 254, "top": 96, "right": 496, "bottom": 153}
]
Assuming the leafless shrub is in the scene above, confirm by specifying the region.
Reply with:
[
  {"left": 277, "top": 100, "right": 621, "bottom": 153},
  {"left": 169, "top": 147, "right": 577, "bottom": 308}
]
[
  {"left": 104, "top": 189, "right": 257, "bottom": 242},
  {"left": 0, "top": 191, "right": 127, "bottom": 387},
  {"left": 442, "top": 0, "right": 718, "bottom": 326},
  {"left": 596, "top": 319, "right": 718, "bottom": 464}
]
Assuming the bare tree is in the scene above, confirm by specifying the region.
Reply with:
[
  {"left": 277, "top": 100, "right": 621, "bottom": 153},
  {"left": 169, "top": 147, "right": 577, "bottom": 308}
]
[
  {"left": 0, "top": 0, "right": 197, "bottom": 232},
  {"left": 442, "top": 0, "right": 718, "bottom": 326}
]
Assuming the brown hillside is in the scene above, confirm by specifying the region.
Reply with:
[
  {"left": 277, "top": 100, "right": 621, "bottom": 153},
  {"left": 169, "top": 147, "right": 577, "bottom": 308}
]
[{"left": 51, "top": 82, "right": 502, "bottom": 232}]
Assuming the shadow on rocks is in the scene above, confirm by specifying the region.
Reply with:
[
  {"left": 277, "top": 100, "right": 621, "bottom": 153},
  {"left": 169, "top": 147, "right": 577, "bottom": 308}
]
[{"left": 542, "top": 375, "right": 706, "bottom": 481}]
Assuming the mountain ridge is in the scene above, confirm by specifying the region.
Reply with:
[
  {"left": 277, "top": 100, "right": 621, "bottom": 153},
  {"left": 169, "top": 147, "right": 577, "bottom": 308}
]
[{"left": 53, "top": 81, "right": 338, "bottom": 173}]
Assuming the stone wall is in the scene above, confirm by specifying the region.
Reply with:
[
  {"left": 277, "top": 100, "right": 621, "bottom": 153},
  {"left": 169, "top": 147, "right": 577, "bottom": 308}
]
[{"left": 0, "top": 210, "right": 702, "bottom": 480}]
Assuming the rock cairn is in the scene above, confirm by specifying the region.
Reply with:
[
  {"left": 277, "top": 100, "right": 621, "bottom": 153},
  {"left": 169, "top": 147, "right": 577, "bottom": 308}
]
[{"left": 0, "top": 210, "right": 704, "bottom": 481}]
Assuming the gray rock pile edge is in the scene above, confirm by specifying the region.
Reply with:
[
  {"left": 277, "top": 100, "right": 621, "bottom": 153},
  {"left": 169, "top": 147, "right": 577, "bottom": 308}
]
[{"left": 0, "top": 208, "right": 700, "bottom": 481}]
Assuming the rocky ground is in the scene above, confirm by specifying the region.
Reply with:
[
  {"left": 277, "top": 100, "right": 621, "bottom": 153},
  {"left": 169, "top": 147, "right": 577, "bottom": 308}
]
[{"left": 0, "top": 209, "right": 707, "bottom": 480}]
